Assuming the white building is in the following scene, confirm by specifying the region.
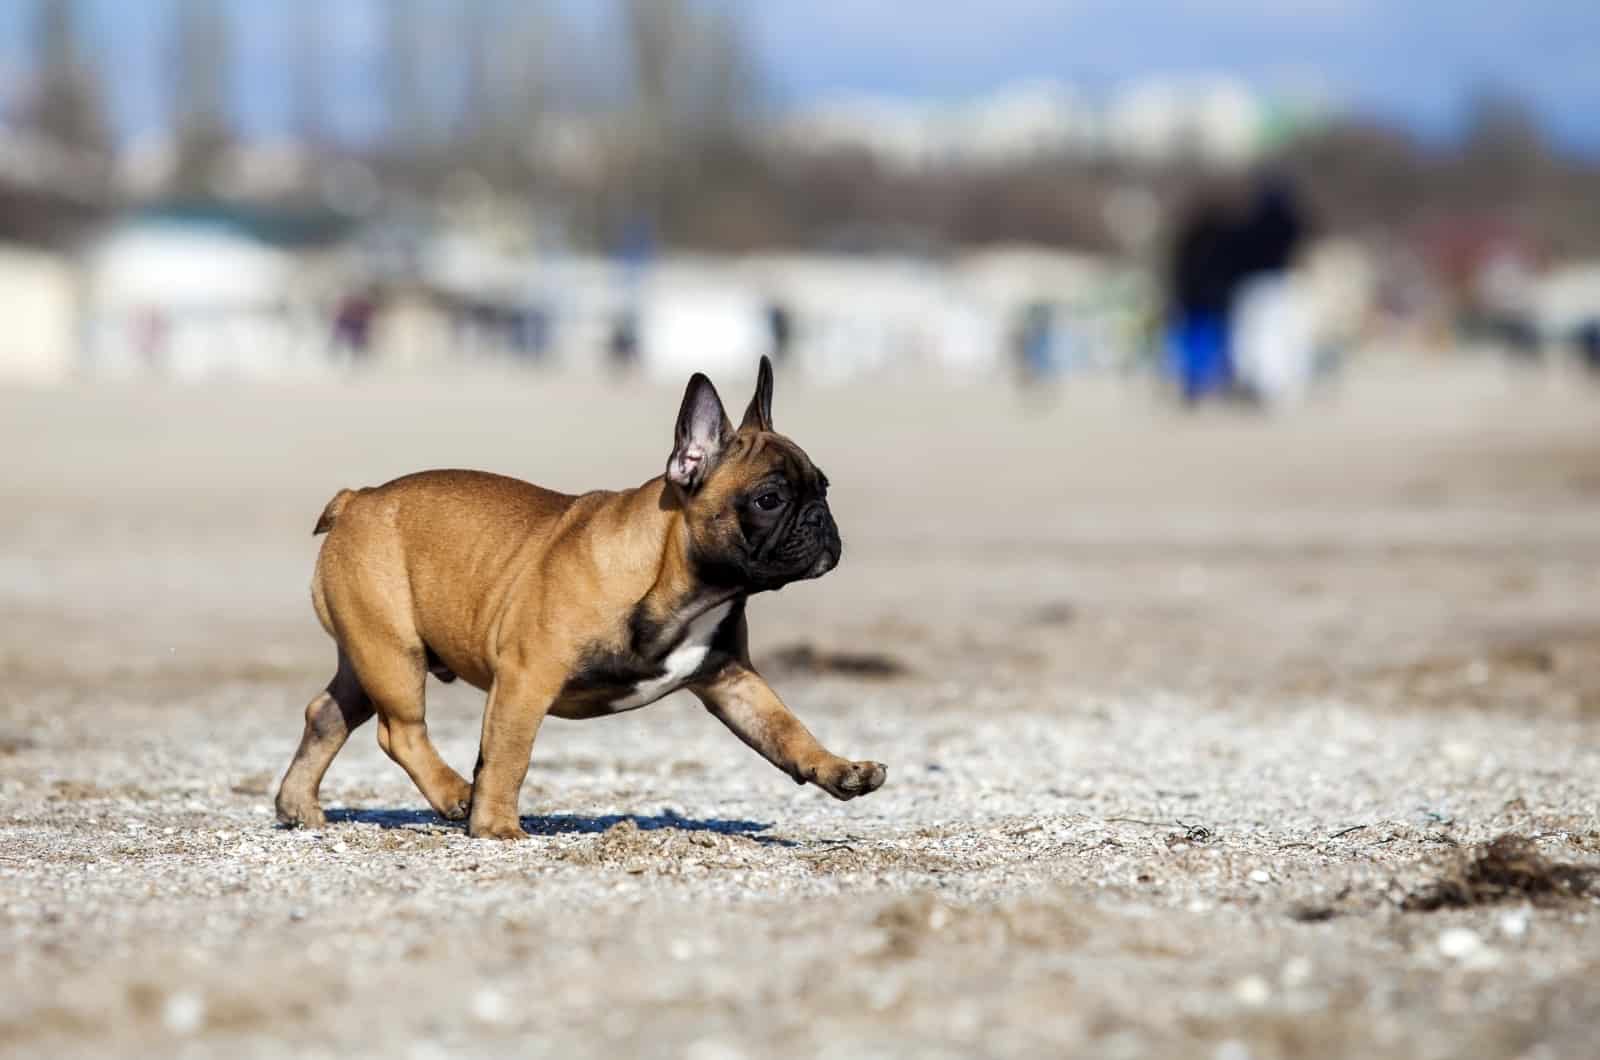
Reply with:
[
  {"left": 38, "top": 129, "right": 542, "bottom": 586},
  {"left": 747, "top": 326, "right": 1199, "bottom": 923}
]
[
  {"left": 950, "top": 82, "right": 1101, "bottom": 166},
  {"left": 81, "top": 216, "right": 332, "bottom": 381},
  {"left": 1532, "top": 264, "right": 1600, "bottom": 345},
  {"left": 0, "top": 244, "right": 78, "bottom": 384},
  {"left": 777, "top": 96, "right": 945, "bottom": 170},
  {"left": 1104, "top": 76, "right": 1266, "bottom": 168},
  {"left": 778, "top": 81, "right": 1099, "bottom": 171},
  {"left": 779, "top": 76, "right": 1271, "bottom": 172}
]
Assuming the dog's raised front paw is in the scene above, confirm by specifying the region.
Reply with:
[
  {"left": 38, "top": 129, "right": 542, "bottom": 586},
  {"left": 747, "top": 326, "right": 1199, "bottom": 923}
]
[{"left": 812, "top": 758, "right": 887, "bottom": 801}]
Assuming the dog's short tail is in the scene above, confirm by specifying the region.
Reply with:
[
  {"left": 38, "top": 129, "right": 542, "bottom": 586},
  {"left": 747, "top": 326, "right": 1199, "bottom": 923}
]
[{"left": 313, "top": 488, "right": 361, "bottom": 536}]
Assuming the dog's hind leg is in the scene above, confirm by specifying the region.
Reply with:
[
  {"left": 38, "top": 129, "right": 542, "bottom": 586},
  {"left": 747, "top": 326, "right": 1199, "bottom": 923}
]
[
  {"left": 350, "top": 640, "right": 474, "bottom": 823},
  {"left": 275, "top": 654, "right": 374, "bottom": 828}
]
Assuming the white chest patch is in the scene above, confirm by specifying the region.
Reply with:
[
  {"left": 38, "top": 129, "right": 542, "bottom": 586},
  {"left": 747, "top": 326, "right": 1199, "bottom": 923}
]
[{"left": 607, "top": 602, "right": 734, "bottom": 713}]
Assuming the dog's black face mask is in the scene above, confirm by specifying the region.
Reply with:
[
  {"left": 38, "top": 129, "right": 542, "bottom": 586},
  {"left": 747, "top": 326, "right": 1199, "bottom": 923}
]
[
  {"left": 667, "top": 358, "right": 843, "bottom": 595},
  {"left": 731, "top": 463, "right": 841, "bottom": 590}
]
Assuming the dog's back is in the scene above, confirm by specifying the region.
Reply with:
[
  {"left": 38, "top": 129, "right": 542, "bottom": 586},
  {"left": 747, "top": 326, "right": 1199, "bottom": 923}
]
[
  {"left": 313, "top": 470, "right": 572, "bottom": 537},
  {"left": 309, "top": 470, "right": 578, "bottom": 688}
]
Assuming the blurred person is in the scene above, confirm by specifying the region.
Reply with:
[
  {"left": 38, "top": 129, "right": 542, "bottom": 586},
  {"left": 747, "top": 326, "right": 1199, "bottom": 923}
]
[
  {"left": 332, "top": 288, "right": 378, "bottom": 364},
  {"left": 608, "top": 310, "right": 639, "bottom": 371},
  {"left": 1231, "top": 272, "right": 1319, "bottom": 407},
  {"left": 133, "top": 306, "right": 169, "bottom": 376},
  {"left": 1228, "top": 175, "right": 1316, "bottom": 407},
  {"left": 509, "top": 305, "right": 550, "bottom": 362},
  {"left": 1477, "top": 249, "right": 1542, "bottom": 360},
  {"left": 1234, "top": 175, "right": 1304, "bottom": 278},
  {"left": 1014, "top": 300, "right": 1054, "bottom": 384},
  {"left": 611, "top": 214, "right": 654, "bottom": 374},
  {"left": 1578, "top": 320, "right": 1600, "bottom": 375},
  {"left": 1166, "top": 195, "right": 1239, "bottom": 404},
  {"left": 765, "top": 301, "right": 793, "bottom": 367}
]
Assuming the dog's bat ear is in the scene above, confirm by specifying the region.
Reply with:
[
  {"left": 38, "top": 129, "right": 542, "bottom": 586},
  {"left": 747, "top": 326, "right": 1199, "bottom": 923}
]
[
  {"left": 667, "top": 372, "right": 733, "bottom": 491},
  {"left": 739, "top": 354, "right": 774, "bottom": 433}
]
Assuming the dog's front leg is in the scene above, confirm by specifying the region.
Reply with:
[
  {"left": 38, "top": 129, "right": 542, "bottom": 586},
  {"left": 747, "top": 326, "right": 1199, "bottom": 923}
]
[
  {"left": 693, "top": 664, "right": 886, "bottom": 800},
  {"left": 468, "top": 665, "right": 560, "bottom": 840}
]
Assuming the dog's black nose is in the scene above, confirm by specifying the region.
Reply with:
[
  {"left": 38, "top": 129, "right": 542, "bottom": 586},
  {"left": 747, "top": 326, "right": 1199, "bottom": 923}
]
[{"left": 800, "top": 503, "right": 828, "bottom": 529}]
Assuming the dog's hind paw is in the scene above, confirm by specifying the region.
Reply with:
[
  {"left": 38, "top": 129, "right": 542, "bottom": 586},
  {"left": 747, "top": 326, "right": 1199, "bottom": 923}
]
[
  {"left": 468, "top": 817, "right": 530, "bottom": 841},
  {"left": 432, "top": 777, "right": 474, "bottom": 822},
  {"left": 274, "top": 796, "right": 327, "bottom": 829}
]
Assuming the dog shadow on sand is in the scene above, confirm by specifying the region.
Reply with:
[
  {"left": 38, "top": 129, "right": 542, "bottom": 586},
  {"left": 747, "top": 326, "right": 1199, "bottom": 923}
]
[{"left": 323, "top": 806, "right": 796, "bottom": 845}]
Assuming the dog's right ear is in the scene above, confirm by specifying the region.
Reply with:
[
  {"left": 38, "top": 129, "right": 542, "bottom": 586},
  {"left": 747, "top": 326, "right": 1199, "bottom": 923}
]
[
  {"left": 667, "top": 373, "right": 733, "bottom": 491},
  {"left": 739, "top": 354, "right": 775, "bottom": 433}
]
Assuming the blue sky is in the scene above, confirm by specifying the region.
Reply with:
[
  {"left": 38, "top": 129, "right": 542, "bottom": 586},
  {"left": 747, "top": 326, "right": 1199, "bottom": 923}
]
[
  {"left": 1, "top": 0, "right": 1596, "bottom": 152},
  {"left": 744, "top": 0, "right": 1600, "bottom": 149}
]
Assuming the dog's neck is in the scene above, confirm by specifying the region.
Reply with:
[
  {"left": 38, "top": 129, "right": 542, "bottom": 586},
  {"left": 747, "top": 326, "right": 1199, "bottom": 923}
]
[{"left": 616, "top": 477, "right": 744, "bottom": 657}]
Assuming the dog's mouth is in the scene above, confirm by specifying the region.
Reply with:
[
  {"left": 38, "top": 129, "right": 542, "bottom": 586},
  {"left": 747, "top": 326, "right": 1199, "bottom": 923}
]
[
  {"left": 733, "top": 510, "right": 841, "bottom": 591},
  {"left": 747, "top": 535, "right": 840, "bottom": 590},
  {"left": 805, "top": 541, "right": 841, "bottom": 579}
]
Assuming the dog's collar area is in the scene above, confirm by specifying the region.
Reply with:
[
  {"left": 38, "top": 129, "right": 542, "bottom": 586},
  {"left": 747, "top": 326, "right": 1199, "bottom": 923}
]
[{"left": 628, "top": 589, "right": 743, "bottom": 661}]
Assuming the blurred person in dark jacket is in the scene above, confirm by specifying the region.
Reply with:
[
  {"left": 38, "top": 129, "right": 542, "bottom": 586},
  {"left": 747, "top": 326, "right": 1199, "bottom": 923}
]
[
  {"left": 1166, "top": 174, "right": 1307, "bottom": 406},
  {"left": 1167, "top": 194, "right": 1240, "bottom": 404}
]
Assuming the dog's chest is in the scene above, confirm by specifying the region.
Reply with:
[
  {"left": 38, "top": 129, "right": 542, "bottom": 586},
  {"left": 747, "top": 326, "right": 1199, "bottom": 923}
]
[{"left": 606, "top": 602, "right": 734, "bottom": 712}]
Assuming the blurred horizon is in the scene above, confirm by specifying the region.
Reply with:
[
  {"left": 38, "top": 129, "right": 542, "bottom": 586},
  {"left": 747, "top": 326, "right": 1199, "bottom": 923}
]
[
  {"left": 0, "top": 0, "right": 1595, "bottom": 154},
  {"left": 3, "top": 0, "right": 1600, "bottom": 390}
]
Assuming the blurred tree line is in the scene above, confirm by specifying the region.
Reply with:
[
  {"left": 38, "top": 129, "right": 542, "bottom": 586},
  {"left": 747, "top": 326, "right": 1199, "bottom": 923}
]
[{"left": 5, "top": 0, "right": 1600, "bottom": 260}]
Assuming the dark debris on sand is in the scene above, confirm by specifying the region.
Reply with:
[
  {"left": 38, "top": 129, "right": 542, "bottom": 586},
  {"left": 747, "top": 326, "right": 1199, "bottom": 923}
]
[
  {"left": 764, "top": 642, "right": 910, "bottom": 680},
  {"left": 1401, "top": 833, "right": 1600, "bottom": 912}
]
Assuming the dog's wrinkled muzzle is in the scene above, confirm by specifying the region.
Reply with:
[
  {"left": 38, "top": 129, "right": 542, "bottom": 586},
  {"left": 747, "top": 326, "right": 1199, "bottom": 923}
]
[{"left": 806, "top": 548, "right": 838, "bottom": 579}]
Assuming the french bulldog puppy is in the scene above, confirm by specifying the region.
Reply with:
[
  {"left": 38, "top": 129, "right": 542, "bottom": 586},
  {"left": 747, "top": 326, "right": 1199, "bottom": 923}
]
[{"left": 275, "top": 357, "right": 886, "bottom": 839}]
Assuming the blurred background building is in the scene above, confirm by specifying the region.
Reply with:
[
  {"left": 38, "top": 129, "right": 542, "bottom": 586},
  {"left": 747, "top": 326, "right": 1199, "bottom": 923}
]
[{"left": 0, "top": 0, "right": 1597, "bottom": 391}]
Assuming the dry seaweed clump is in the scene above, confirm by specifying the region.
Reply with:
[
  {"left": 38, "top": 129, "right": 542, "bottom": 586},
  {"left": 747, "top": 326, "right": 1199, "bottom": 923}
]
[
  {"left": 1402, "top": 834, "right": 1600, "bottom": 912},
  {"left": 764, "top": 642, "right": 910, "bottom": 680}
]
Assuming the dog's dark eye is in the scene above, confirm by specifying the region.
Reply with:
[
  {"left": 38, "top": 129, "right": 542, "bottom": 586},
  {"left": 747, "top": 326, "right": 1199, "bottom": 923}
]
[{"left": 754, "top": 491, "right": 784, "bottom": 512}]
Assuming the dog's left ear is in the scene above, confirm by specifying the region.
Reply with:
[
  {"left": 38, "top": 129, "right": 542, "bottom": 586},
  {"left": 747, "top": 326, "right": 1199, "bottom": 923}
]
[
  {"left": 739, "top": 355, "right": 774, "bottom": 433},
  {"left": 668, "top": 372, "right": 734, "bottom": 491}
]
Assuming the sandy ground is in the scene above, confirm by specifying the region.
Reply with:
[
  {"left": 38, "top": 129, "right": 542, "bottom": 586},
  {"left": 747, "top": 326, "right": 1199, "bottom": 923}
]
[{"left": 3, "top": 356, "right": 1600, "bottom": 1059}]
